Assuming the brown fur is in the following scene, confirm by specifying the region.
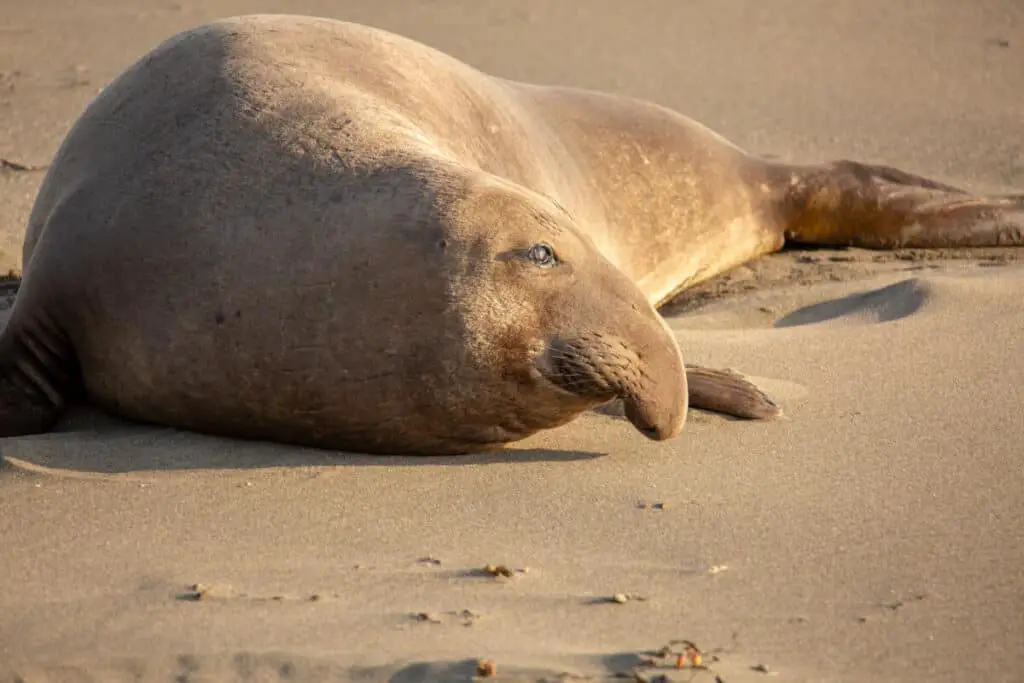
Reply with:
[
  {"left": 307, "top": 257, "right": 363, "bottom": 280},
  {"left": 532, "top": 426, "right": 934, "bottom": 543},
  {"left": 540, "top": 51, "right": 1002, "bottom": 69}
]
[{"left": 2, "top": 15, "right": 1020, "bottom": 454}]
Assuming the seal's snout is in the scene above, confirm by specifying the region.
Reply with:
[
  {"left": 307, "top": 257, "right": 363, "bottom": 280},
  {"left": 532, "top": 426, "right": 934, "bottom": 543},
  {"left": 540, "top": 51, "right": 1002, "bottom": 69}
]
[
  {"left": 542, "top": 325, "right": 688, "bottom": 442},
  {"left": 628, "top": 408, "right": 675, "bottom": 441},
  {"left": 621, "top": 355, "right": 687, "bottom": 442}
]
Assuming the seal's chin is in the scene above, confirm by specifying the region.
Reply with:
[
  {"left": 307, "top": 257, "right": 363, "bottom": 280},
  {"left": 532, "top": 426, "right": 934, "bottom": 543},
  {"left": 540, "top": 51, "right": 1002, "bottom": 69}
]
[{"left": 623, "top": 399, "right": 669, "bottom": 441}]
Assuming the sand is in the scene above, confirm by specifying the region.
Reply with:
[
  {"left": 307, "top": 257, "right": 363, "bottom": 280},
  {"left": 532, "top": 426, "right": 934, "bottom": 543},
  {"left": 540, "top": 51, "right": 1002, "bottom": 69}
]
[{"left": 1, "top": 1, "right": 1023, "bottom": 682}]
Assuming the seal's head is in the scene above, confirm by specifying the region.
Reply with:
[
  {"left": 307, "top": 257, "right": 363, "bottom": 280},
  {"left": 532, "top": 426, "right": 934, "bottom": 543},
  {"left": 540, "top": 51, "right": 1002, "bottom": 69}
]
[{"left": 443, "top": 174, "right": 688, "bottom": 447}]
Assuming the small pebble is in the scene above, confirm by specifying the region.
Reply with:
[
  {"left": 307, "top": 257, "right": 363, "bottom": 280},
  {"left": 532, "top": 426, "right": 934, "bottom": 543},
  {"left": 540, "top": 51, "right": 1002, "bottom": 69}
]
[
  {"left": 413, "top": 612, "right": 441, "bottom": 623},
  {"left": 476, "top": 659, "right": 497, "bottom": 677},
  {"left": 483, "top": 564, "right": 514, "bottom": 578}
]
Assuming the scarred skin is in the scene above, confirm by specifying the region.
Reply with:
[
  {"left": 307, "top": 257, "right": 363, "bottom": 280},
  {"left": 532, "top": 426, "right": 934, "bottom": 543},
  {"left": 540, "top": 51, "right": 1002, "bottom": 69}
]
[{"left": 0, "top": 15, "right": 1020, "bottom": 454}]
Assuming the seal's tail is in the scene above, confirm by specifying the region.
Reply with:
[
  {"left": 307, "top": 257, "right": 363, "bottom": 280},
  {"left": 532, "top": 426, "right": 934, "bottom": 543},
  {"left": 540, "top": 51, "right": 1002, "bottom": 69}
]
[{"left": 775, "top": 159, "right": 1024, "bottom": 249}]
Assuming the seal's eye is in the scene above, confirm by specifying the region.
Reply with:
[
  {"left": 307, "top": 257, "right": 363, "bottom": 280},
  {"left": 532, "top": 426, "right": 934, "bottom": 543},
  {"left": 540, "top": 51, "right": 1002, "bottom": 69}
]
[{"left": 526, "top": 243, "right": 557, "bottom": 268}]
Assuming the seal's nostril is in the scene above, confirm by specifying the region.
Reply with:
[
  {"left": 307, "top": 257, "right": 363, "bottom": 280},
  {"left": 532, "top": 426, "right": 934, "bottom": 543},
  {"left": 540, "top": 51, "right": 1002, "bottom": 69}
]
[{"left": 640, "top": 425, "right": 660, "bottom": 439}]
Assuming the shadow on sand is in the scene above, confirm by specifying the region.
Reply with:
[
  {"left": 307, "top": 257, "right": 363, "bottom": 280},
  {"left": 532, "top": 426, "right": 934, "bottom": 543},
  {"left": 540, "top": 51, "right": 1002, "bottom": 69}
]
[
  {"left": 0, "top": 403, "right": 606, "bottom": 476},
  {"left": 1, "top": 651, "right": 666, "bottom": 683}
]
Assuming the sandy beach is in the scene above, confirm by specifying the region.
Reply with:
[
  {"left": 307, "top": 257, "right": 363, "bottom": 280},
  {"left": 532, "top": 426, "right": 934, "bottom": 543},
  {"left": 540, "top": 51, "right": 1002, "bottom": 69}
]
[{"left": 1, "top": 1, "right": 1022, "bottom": 682}]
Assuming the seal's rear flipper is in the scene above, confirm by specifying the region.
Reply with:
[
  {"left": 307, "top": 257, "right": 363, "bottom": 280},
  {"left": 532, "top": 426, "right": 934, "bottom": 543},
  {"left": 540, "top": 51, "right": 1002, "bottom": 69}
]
[
  {"left": 0, "top": 323, "right": 78, "bottom": 437},
  {"left": 778, "top": 160, "right": 1024, "bottom": 249},
  {"left": 685, "top": 364, "right": 782, "bottom": 420}
]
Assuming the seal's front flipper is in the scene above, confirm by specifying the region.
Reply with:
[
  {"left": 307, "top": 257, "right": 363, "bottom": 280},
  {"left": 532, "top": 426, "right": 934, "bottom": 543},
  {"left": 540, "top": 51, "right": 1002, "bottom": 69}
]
[
  {"left": 0, "top": 321, "right": 78, "bottom": 437},
  {"left": 779, "top": 160, "right": 1024, "bottom": 249},
  {"left": 685, "top": 364, "right": 782, "bottom": 420}
]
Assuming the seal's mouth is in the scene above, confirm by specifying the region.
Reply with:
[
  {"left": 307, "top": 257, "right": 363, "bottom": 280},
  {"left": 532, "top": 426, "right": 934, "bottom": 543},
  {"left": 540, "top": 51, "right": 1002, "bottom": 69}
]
[{"left": 624, "top": 400, "right": 670, "bottom": 441}]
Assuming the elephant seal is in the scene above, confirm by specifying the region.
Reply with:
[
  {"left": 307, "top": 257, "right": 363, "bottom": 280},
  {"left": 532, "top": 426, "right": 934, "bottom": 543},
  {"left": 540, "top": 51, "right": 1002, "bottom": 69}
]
[{"left": 1, "top": 15, "right": 1021, "bottom": 455}]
